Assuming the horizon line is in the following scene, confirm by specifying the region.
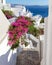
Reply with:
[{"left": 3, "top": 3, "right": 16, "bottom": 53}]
[{"left": 10, "top": 4, "right": 48, "bottom": 6}]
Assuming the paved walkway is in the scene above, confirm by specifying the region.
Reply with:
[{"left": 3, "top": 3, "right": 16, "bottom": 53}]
[{"left": 16, "top": 50, "right": 40, "bottom": 65}]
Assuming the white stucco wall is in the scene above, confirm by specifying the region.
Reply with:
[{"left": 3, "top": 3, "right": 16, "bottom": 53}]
[
  {"left": 46, "top": 0, "right": 52, "bottom": 65},
  {"left": 0, "top": 9, "right": 10, "bottom": 43},
  {"left": 0, "top": 9, "right": 17, "bottom": 65}
]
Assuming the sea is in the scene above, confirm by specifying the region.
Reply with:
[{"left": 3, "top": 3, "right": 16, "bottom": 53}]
[
  {"left": 11, "top": 4, "right": 48, "bottom": 18},
  {"left": 25, "top": 5, "right": 48, "bottom": 18}
]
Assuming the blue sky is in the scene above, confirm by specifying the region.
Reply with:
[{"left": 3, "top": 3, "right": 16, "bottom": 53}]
[{"left": 6, "top": 0, "right": 48, "bottom": 5}]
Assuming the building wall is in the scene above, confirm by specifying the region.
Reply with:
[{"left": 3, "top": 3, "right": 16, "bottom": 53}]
[
  {"left": 46, "top": 0, "right": 52, "bottom": 65},
  {"left": 0, "top": 9, "right": 17, "bottom": 65}
]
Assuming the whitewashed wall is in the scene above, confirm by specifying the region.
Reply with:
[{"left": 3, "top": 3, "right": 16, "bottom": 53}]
[
  {"left": 0, "top": 9, "right": 17, "bottom": 65},
  {"left": 46, "top": 0, "right": 52, "bottom": 65},
  {"left": 40, "top": 17, "right": 48, "bottom": 65}
]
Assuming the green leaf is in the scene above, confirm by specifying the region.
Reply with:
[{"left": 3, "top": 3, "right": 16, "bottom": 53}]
[{"left": 28, "top": 25, "right": 40, "bottom": 37}]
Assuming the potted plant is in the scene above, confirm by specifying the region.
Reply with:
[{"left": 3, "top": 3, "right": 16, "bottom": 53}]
[{"left": 2, "top": 9, "right": 14, "bottom": 19}]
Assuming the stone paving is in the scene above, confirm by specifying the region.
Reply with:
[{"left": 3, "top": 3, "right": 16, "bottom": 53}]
[{"left": 16, "top": 50, "right": 40, "bottom": 65}]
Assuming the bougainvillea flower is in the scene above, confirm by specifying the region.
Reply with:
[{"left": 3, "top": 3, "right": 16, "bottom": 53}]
[
  {"left": 8, "top": 41, "right": 13, "bottom": 46},
  {"left": 8, "top": 16, "right": 33, "bottom": 48}
]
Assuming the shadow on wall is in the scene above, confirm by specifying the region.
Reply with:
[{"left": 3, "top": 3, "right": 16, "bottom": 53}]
[{"left": 0, "top": 49, "right": 17, "bottom": 65}]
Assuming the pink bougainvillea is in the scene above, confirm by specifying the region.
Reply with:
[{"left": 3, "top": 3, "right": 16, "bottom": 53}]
[
  {"left": 8, "top": 16, "right": 32, "bottom": 47},
  {"left": 2, "top": 10, "right": 13, "bottom": 19}
]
